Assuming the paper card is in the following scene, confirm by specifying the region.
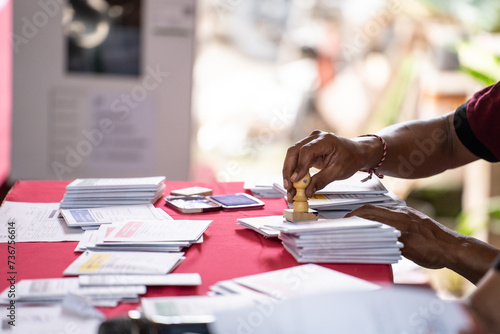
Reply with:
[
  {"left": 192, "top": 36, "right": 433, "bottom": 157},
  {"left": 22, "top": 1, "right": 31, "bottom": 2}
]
[
  {"left": 236, "top": 215, "right": 284, "bottom": 237},
  {"left": 61, "top": 204, "right": 172, "bottom": 227},
  {"left": 231, "top": 264, "right": 379, "bottom": 300},
  {"left": 78, "top": 273, "right": 202, "bottom": 286},
  {"left": 315, "top": 172, "right": 388, "bottom": 194},
  {"left": 63, "top": 251, "right": 185, "bottom": 275},
  {"left": 0, "top": 202, "right": 83, "bottom": 242},
  {"left": 103, "top": 220, "right": 212, "bottom": 242},
  {"left": 0, "top": 278, "right": 146, "bottom": 302},
  {"left": 66, "top": 176, "right": 165, "bottom": 190},
  {"left": 265, "top": 216, "right": 381, "bottom": 233}
]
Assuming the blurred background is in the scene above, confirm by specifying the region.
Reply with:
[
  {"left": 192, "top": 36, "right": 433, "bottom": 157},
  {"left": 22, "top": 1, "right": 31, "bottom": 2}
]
[{"left": 2, "top": 0, "right": 500, "bottom": 297}]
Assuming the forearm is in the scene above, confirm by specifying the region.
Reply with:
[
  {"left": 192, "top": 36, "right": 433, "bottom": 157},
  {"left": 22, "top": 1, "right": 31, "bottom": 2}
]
[
  {"left": 354, "top": 112, "right": 478, "bottom": 179},
  {"left": 466, "top": 256, "right": 500, "bottom": 333},
  {"left": 443, "top": 235, "right": 499, "bottom": 284}
]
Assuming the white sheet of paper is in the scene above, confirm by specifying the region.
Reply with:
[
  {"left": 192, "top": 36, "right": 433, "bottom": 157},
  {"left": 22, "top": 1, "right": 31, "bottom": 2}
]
[
  {"left": 66, "top": 176, "right": 165, "bottom": 190},
  {"left": 0, "top": 201, "right": 83, "bottom": 242},
  {"left": 236, "top": 215, "right": 284, "bottom": 237},
  {"left": 209, "top": 286, "right": 472, "bottom": 334},
  {"left": 231, "top": 264, "right": 379, "bottom": 300},
  {"left": 315, "top": 172, "right": 388, "bottom": 194},
  {"left": 103, "top": 219, "right": 212, "bottom": 242},
  {"left": 61, "top": 204, "right": 172, "bottom": 227},
  {"left": 63, "top": 250, "right": 185, "bottom": 275},
  {"left": 0, "top": 277, "right": 146, "bottom": 303},
  {"left": 265, "top": 216, "right": 381, "bottom": 233},
  {"left": 78, "top": 273, "right": 201, "bottom": 286},
  {"left": 1, "top": 301, "right": 103, "bottom": 333}
]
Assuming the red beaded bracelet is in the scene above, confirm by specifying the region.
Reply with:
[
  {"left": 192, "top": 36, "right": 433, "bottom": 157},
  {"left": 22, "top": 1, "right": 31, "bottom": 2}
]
[{"left": 358, "top": 134, "right": 387, "bottom": 182}]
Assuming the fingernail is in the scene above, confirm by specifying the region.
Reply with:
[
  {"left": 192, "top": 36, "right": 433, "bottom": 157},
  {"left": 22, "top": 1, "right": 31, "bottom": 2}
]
[
  {"left": 283, "top": 179, "right": 289, "bottom": 189},
  {"left": 291, "top": 173, "right": 297, "bottom": 182}
]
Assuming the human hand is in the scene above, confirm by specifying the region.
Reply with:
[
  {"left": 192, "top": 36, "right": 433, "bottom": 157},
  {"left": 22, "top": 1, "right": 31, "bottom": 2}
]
[
  {"left": 282, "top": 130, "right": 367, "bottom": 202},
  {"left": 345, "top": 205, "right": 461, "bottom": 270}
]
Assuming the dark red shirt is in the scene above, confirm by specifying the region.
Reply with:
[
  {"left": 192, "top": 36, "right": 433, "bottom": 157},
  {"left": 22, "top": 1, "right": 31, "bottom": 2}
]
[{"left": 454, "top": 83, "right": 500, "bottom": 162}]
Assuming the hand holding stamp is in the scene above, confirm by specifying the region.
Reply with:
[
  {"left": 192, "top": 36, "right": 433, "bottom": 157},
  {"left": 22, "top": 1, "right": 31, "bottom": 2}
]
[{"left": 283, "top": 172, "right": 318, "bottom": 222}]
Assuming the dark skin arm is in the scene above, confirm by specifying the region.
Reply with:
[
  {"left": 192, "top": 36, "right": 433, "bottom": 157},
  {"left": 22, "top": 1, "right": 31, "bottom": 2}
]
[
  {"left": 345, "top": 205, "right": 499, "bottom": 285},
  {"left": 466, "top": 266, "right": 500, "bottom": 333},
  {"left": 283, "top": 110, "right": 499, "bottom": 284},
  {"left": 282, "top": 112, "right": 478, "bottom": 201}
]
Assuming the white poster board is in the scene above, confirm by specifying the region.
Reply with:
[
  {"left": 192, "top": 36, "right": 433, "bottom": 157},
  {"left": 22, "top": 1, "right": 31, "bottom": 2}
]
[{"left": 11, "top": 0, "right": 195, "bottom": 181}]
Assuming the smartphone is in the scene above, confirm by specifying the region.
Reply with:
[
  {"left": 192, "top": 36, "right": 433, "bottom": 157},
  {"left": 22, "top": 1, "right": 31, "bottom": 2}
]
[
  {"left": 165, "top": 195, "right": 222, "bottom": 213},
  {"left": 207, "top": 193, "right": 265, "bottom": 211}
]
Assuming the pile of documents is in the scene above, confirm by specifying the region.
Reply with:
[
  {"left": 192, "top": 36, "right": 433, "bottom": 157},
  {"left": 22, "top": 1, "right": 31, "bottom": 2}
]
[
  {"left": 274, "top": 173, "right": 405, "bottom": 218},
  {"left": 61, "top": 203, "right": 172, "bottom": 230},
  {"left": 272, "top": 217, "right": 402, "bottom": 264},
  {"left": 136, "top": 264, "right": 379, "bottom": 326},
  {"left": 0, "top": 272, "right": 202, "bottom": 307},
  {"left": 238, "top": 216, "right": 402, "bottom": 264},
  {"left": 237, "top": 215, "right": 283, "bottom": 237},
  {"left": 244, "top": 176, "right": 284, "bottom": 198},
  {"left": 0, "top": 277, "right": 146, "bottom": 306},
  {"left": 75, "top": 218, "right": 212, "bottom": 252},
  {"left": 60, "top": 176, "right": 166, "bottom": 209},
  {"left": 55, "top": 250, "right": 197, "bottom": 306}
]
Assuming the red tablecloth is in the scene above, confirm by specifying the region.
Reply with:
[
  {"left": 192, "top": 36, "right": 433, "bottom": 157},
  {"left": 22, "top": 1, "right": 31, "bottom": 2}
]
[{"left": 0, "top": 180, "right": 393, "bottom": 318}]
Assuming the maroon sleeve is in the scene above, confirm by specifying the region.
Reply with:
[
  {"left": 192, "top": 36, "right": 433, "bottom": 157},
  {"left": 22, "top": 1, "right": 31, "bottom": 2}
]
[{"left": 454, "top": 83, "right": 500, "bottom": 162}]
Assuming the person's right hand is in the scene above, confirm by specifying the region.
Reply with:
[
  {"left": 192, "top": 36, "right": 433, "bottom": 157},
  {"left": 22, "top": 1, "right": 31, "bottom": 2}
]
[{"left": 282, "top": 130, "right": 368, "bottom": 202}]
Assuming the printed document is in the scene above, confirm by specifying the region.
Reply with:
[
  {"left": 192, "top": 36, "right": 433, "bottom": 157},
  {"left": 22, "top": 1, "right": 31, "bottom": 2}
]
[
  {"left": 60, "top": 204, "right": 172, "bottom": 227},
  {"left": 63, "top": 250, "right": 185, "bottom": 275},
  {"left": 0, "top": 201, "right": 83, "bottom": 242}
]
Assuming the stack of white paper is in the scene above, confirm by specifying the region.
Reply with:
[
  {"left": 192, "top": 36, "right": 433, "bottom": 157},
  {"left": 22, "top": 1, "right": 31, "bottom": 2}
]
[
  {"left": 309, "top": 174, "right": 404, "bottom": 213},
  {"left": 0, "top": 277, "right": 146, "bottom": 306},
  {"left": 273, "top": 173, "right": 405, "bottom": 217},
  {"left": 266, "top": 217, "right": 402, "bottom": 264},
  {"left": 236, "top": 215, "right": 283, "bottom": 237},
  {"left": 60, "top": 176, "right": 166, "bottom": 209},
  {"left": 75, "top": 219, "right": 212, "bottom": 252},
  {"left": 209, "top": 264, "right": 379, "bottom": 300},
  {"left": 60, "top": 203, "right": 172, "bottom": 230},
  {"left": 0, "top": 295, "right": 104, "bottom": 333}
]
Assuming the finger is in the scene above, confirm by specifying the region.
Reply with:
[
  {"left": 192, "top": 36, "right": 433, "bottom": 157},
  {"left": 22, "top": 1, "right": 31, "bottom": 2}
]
[
  {"left": 286, "top": 188, "right": 296, "bottom": 203},
  {"left": 282, "top": 131, "right": 320, "bottom": 190},
  {"left": 305, "top": 160, "right": 356, "bottom": 198},
  {"left": 306, "top": 169, "right": 334, "bottom": 198},
  {"left": 292, "top": 132, "right": 334, "bottom": 183},
  {"left": 346, "top": 205, "right": 407, "bottom": 230}
]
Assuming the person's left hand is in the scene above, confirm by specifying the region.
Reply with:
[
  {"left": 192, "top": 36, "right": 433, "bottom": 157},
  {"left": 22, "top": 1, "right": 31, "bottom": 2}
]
[{"left": 345, "top": 204, "right": 461, "bottom": 271}]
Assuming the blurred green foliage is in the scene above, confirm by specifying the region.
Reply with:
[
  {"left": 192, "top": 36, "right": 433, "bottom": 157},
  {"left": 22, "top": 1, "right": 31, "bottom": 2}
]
[{"left": 416, "top": 0, "right": 500, "bottom": 32}]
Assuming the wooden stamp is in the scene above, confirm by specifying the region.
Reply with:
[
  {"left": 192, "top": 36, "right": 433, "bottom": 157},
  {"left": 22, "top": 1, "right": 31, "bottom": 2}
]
[{"left": 283, "top": 172, "right": 318, "bottom": 223}]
